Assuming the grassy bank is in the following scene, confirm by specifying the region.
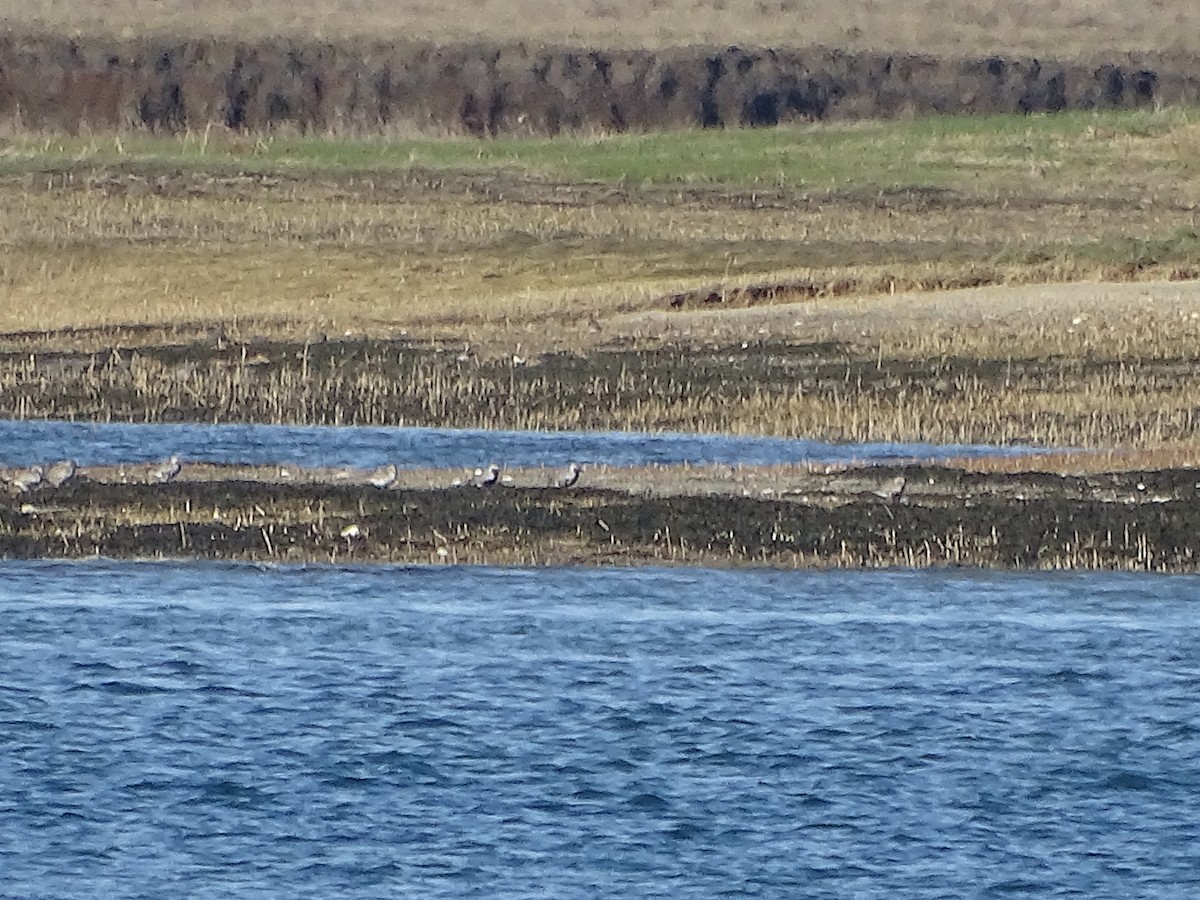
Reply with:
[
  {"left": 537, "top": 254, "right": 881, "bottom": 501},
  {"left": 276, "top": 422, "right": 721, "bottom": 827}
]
[
  {"left": 3, "top": 108, "right": 1200, "bottom": 339},
  {"left": 6, "top": 107, "right": 1197, "bottom": 188},
  {"left": 4, "top": 109, "right": 1200, "bottom": 449}
]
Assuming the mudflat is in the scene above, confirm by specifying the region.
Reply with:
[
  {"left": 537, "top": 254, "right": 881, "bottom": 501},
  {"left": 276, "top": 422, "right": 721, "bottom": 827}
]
[{"left": 4, "top": 459, "right": 1199, "bottom": 570}]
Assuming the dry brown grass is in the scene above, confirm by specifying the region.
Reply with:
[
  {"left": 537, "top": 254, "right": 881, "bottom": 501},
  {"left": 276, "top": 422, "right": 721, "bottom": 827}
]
[
  {"left": 4, "top": 299, "right": 1200, "bottom": 449},
  {"left": 4, "top": 114, "right": 1200, "bottom": 450},
  {"left": 1, "top": 0, "right": 1194, "bottom": 57},
  {"left": 4, "top": 111, "right": 1200, "bottom": 346}
]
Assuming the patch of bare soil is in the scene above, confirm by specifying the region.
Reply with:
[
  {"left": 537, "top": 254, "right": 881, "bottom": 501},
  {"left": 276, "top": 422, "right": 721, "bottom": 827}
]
[{"left": 624, "top": 279, "right": 1200, "bottom": 344}]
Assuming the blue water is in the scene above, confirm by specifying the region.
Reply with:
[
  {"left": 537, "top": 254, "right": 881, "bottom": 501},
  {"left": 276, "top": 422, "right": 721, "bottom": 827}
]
[
  {"left": 2, "top": 561, "right": 1197, "bottom": 898},
  {"left": 0, "top": 419, "right": 1049, "bottom": 469}
]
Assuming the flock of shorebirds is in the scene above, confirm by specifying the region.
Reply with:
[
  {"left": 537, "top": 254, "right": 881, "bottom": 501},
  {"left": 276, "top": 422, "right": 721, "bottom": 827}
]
[
  {"left": 443, "top": 461, "right": 583, "bottom": 490},
  {"left": 2, "top": 456, "right": 586, "bottom": 494},
  {"left": 1, "top": 458, "right": 81, "bottom": 493},
  {"left": 2, "top": 457, "right": 918, "bottom": 506},
  {"left": 1, "top": 456, "right": 182, "bottom": 494},
  {"left": 0, "top": 459, "right": 915, "bottom": 501},
  {"left": 340, "top": 461, "right": 584, "bottom": 491}
]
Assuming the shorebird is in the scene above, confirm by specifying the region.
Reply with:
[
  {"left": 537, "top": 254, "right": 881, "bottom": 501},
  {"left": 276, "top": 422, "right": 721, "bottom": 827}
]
[
  {"left": 555, "top": 462, "right": 583, "bottom": 489},
  {"left": 871, "top": 473, "right": 907, "bottom": 501},
  {"left": 7, "top": 465, "right": 43, "bottom": 493},
  {"left": 474, "top": 464, "right": 501, "bottom": 488},
  {"left": 150, "top": 456, "right": 182, "bottom": 484},
  {"left": 367, "top": 463, "right": 398, "bottom": 489},
  {"left": 43, "top": 459, "right": 78, "bottom": 488}
]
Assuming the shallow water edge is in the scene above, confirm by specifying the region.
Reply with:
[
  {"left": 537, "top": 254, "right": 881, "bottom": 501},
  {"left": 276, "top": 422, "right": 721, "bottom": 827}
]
[{"left": 4, "top": 463, "right": 1199, "bottom": 570}]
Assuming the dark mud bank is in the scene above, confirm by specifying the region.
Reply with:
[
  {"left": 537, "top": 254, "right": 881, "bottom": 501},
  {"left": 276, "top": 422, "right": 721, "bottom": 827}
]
[
  {"left": 4, "top": 467, "right": 1200, "bottom": 570},
  {"left": 0, "top": 33, "right": 1192, "bottom": 135}
]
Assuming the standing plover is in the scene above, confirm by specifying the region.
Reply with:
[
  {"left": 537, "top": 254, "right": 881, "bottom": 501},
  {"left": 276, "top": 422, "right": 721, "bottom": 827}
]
[
  {"left": 150, "top": 456, "right": 182, "bottom": 484},
  {"left": 474, "top": 464, "right": 501, "bottom": 487},
  {"left": 555, "top": 462, "right": 583, "bottom": 488},
  {"left": 43, "top": 459, "right": 78, "bottom": 488},
  {"left": 7, "top": 465, "right": 44, "bottom": 493},
  {"left": 367, "top": 463, "right": 398, "bottom": 488}
]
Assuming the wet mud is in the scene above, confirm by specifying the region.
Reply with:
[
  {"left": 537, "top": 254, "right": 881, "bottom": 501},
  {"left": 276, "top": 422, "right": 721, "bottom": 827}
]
[
  {"left": 3, "top": 463, "right": 1200, "bottom": 570},
  {"left": 0, "top": 33, "right": 1193, "bottom": 135}
]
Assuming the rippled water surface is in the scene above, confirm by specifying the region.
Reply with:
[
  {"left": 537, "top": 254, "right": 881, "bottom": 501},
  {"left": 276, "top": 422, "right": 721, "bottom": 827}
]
[
  {"left": 3, "top": 561, "right": 1198, "bottom": 898},
  {"left": 0, "top": 419, "right": 1048, "bottom": 469}
]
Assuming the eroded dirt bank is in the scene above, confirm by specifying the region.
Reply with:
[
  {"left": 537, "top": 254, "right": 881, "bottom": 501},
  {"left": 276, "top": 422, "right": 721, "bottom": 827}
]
[
  {"left": 3, "top": 463, "right": 1199, "bottom": 570},
  {"left": 0, "top": 33, "right": 1191, "bottom": 134}
]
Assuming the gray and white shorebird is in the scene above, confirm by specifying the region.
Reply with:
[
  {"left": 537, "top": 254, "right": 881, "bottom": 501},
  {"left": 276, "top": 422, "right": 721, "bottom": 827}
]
[
  {"left": 473, "top": 464, "right": 501, "bottom": 488},
  {"left": 149, "top": 455, "right": 182, "bottom": 484},
  {"left": 555, "top": 462, "right": 583, "bottom": 489},
  {"left": 870, "top": 473, "right": 907, "bottom": 501},
  {"left": 367, "top": 463, "right": 398, "bottom": 489},
  {"left": 43, "top": 459, "right": 78, "bottom": 489},
  {"left": 6, "top": 465, "right": 44, "bottom": 493}
]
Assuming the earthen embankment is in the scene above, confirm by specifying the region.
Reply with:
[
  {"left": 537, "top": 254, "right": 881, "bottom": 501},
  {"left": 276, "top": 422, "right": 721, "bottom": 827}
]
[{"left": 1, "top": 33, "right": 1194, "bottom": 134}]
